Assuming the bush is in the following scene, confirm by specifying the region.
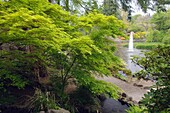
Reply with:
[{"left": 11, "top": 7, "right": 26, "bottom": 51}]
[
  {"left": 123, "top": 42, "right": 162, "bottom": 50},
  {"left": 162, "top": 29, "right": 170, "bottom": 44},
  {"left": 132, "top": 45, "right": 170, "bottom": 112},
  {"left": 126, "top": 106, "right": 146, "bottom": 113},
  {"left": 146, "top": 30, "right": 164, "bottom": 42},
  {"left": 134, "top": 43, "right": 162, "bottom": 50},
  {"left": 133, "top": 32, "right": 146, "bottom": 39}
]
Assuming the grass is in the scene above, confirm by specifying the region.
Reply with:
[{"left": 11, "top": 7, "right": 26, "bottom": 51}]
[{"left": 123, "top": 42, "right": 163, "bottom": 50}]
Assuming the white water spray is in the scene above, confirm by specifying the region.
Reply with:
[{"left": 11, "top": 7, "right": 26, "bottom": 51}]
[{"left": 128, "top": 32, "right": 134, "bottom": 52}]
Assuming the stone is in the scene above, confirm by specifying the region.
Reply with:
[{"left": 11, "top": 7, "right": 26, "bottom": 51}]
[
  {"left": 133, "top": 83, "right": 143, "bottom": 87},
  {"left": 143, "top": 86, "right": 150, "bottom": 89},
  {"left": 102, "top": 98, "right": 128, "bottom": 113},
  {"left": 39, "top": 108, "right": 70, "bottom": 113},
  {"left": 49, "top": 109, "right": 70, "bottom": 113},
  {"left": 121, "top": 93, "right": 127, "bottom": 98}
]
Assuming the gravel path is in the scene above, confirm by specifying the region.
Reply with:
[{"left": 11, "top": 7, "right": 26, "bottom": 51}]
[{"left": 98, "top": 76, "right": 154, "bottom": 102}]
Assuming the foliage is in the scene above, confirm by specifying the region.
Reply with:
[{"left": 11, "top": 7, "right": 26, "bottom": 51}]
[
  {"left": 135, "top": 0, "right": 170, "bottom": 12},
  {"left": 28, "top": 89, "right": 59, "bottom": 112},
  {"left": 123, "top": 42, "right": 162, "bottom": 50},
  {"left": 146, "top": 9, "right": 170, "bottom": 44},
  {"left": 128, "top": 14, "right": 151, "bottom": 33},
  {"left": 0, "top": 0, "right": 68, "bottom": 92},
  {"left": 66, "top": 86, "right": 101, "bottom": 113},
  {"left": 162, "top": 29, "right": 170, "bottom": 44},
  {"left": 128, "top": 24, "right": 144, "bottom": 32},
  {"left": 151, "top": 10, "right": 170, "bottom": 31},
  {"left": 49, "top": 0, "right": 100, "bottom": 13},
  {"left": 148, "top": 30, "right": 164, "bottom": 42},
  {"left": 102, "top": 0, "right": 120, "bottom": 17},
  {"left": 126, "top": 105, "right": 146, "bottom": 113},
  {"left": 48, "top": 0, "right": 170, "bottom": 16},
  {"left": 0, "top": 0, "right": 125, "bottom": 112},
  {"left": 132, "top": 45, "right": 170, "bottom": 112},
  {"left": 133, "top": 32, "right": 146, "bottom": 39},
  {"left": 59, "top": 78, "right": 122, "bottom": 113},
  {"left": 115, "top": 73, "right": 127, "bottom": 81}
]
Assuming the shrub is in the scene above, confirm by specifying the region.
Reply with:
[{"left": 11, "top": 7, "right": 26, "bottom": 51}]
[
  {"left": 162, "top": 29, "right": 170, "bottom": 44},
  {"left": 123, "top": 42, "right": 162, "bottom": 50},
  {"left": 132, "top": 45, "right": 170, "bottom": 112},
  {"left": 126, "top": 106, "right": 146, "bottom": 113},
  {"left": 134, "top": 32, "right": 146, "bottom": 39},
  {"left": 146, "top": 30, "right": 164, "bottom": 42}
]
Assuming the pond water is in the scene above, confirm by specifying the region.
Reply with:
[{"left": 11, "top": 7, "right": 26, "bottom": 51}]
[
  {"left": 102, "top": 39, "right": 148, "bottom": 113},
  {"left": 115, "top": 40, "right": 144, "bottom": 74},
  {"left": 124, "top": 48, "right": 144, "bottom": 74}
]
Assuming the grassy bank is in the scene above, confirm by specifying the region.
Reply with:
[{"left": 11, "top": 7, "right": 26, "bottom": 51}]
[{"left": 123, "top": 42, "right": 163, "bottom": 50}]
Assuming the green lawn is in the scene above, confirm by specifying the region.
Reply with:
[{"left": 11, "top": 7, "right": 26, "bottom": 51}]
[{"left": 123, "top": 42, "right": 163, "bottom": 50}]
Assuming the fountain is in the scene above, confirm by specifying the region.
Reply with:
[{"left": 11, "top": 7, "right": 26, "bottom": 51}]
[
  {"left": 127, "top": 31, "right": 142, "bottom": 73},
  {"left": 128, "top": 32, "right": 134, "bottom": 52}
]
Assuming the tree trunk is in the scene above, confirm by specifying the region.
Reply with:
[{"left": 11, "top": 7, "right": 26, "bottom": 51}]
[
  {"left": 57, "top": 0, "right": 60, "bottom": 5},
  {"left": 65, "top": 0, "right": 69, "bottom": 11}
]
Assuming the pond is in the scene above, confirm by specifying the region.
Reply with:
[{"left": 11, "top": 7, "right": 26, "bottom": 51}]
[
  {"left": 101, "top": 40, "right": 146, "bottom": 113},
  {"left": 115, "top": 39, "right": 144, "bottom": 74},
  {"left": 123, "top": 48, "right": 144, "bottom": 74},
  {"left": 101, "top": 38, "right": 149, "bottom": 113}
]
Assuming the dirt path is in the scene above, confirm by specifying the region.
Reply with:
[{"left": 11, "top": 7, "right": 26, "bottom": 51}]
[{"left": 97, "top": 76, "right": 154, "bottom": 102}]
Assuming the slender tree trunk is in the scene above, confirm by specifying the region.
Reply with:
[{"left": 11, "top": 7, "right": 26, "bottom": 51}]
[
  {"left": 65, "top": 0, "right": 69, "bottom": 11},
  {"left": 57, "top": 0, "right": 60, "bottom": 5},
  {"left": 61, "top": 56, "right": 77, "bottom": 94},
  {"left": 48, "top": 0, "right": 52, "bottom": 3}
]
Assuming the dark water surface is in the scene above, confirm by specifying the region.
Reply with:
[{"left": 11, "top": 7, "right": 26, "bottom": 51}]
[{"left": 102, "top": 99, "right": 129, "bottom": 113}]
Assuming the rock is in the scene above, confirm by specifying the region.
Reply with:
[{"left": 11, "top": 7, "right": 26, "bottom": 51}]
[
  {"left": 127, "top": 97, "right": 132, "bottom": 101},
  {"left": 98, "top": 94, "right": 107, "bottom": 102},
  {"left": 39, "top": 111, "right": 45, "bottom": 113},
  {"left": 121, "top": 93, "right": 127, "bottom": 98},
  {"left": 102, "top": 99, "right": 128, "bottom": 113},
  {"left": 143, "top": 86, "right": 150, "bottom": 89},
  {"left": 133, "top": 83, "right": 143, "bottom": 87},
  {"left": 49, "top": 108, "right": 70, "bottom": 113},
  {"left": 39, "top": 109, "right": 70, "bottom": 113}
]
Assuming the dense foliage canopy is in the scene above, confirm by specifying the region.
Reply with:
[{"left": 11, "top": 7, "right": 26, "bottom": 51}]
[
  {"left": 0, "top": 0, "right": 126, "bottom": 112},
  {"left": 146, "top": 9, "right": 170, "bottom": 44}
]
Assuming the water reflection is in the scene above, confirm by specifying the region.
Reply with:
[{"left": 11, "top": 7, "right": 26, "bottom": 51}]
[
  {"left": 116, "top": 44, "right": 144, "bottom": 74},
  {"left": 126, "top": 48, "right": 144, "bottom": 74}
]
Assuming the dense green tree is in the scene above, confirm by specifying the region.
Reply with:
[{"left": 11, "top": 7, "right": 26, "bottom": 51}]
[
  {"left": 103, "top": 0, "right": 119, "bottom": 16},
  {"left": 0, "top": 0, "right": 125, "bottom": 112},
  {"left": 101, "top": 0, "right": 170, "bottom": 18},
  {"left": 129, "top": 14, "right": 151, "bottom": 32},
  {"left": 48, "top": 0, "right": 99, "bottom": 13},
  {"left": 132, "top": 45, "right": 170, "bottom": 112},
  {"left": 132, "top": 0, "right": 170, "bottom": 12},
  {"left": 146, "top": 9, "right": 170, "bottom": 43}
]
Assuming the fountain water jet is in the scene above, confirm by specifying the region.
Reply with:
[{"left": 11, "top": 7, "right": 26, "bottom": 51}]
[{"left": 128, "top": 32, "right": 134, "bottom": 52}]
